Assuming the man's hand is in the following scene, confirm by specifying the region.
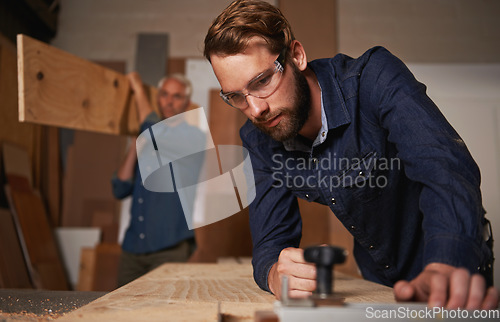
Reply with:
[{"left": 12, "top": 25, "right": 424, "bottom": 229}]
[
  {"left": 394, "top": 263, "right": 499, "bottom": 309},
  {"left": 268, "top": 247, "right": 316, "bottom": 299},
  {"left": 127, "top": 71, "right": 144, "bottom": 93},
  {"left": 127, "top": 71, "right": 153, "bottom": 123}
]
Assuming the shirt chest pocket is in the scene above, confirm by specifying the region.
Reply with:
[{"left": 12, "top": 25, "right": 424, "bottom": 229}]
[
  {"left": 339, "top": 152, "right": 382, "bottom": 202},
  {"left": 291, "top": 189, "right": 321, "bottom": 203}
]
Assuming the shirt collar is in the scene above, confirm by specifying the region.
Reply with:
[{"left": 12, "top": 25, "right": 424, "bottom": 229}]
[{"left": 283, "top": 59, "right": 351, "bottom": 152}]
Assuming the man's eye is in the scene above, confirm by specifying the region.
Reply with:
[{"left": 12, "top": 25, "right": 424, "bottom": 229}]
[
  {"left": 256, "top": 75, "right": 272, "bottom": 87},
  {"left": 229, "top": 93, "right": 245, "bottom": 104},
  {"left": 226, "top": 93, "right": 238, "bottom": 100}
]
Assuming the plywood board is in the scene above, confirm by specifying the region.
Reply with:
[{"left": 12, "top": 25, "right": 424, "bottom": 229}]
[
  {"left": 16, "top": 34, "right": 158, "bottom": 136},
  {"left": 0, "top": 208, "right": 32, "bottom": 289},
  {"left": 189, "top": 89, "right": 252, "bottom": 262},
  {"left": 7, "top": 179, "right": 70, "bottom": 290},
  {"left": 2, "top": 139, "right": 33, "bottom": 187},
  {"left": 61, "top": 130, "right": 126, "bottom": 228},
  {"left": 92, "top": 243, "right": 121, "bottom": 292},
  {"left": 40, "top": 126, "right": 61, "bottom": 226}
]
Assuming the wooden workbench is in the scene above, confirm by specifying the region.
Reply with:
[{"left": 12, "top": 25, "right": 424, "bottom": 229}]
[{"left": 59, "top": 263, "right": 395, "bottom": 321}]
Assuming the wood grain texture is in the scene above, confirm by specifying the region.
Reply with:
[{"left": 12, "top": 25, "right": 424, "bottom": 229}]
[
  {"left": 16, "top": 34, "right": 159, "bottom": 136},
  {"left": 60, "top": 263, "right": 394, "bottom": 321}
]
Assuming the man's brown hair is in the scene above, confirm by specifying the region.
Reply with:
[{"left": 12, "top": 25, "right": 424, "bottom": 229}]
[{"left": 204, "top": 0, "right": 295, "bottom": 62}]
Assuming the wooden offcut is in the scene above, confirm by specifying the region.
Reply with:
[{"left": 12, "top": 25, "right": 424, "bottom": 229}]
[
  {"left": 77, "top": 247, "right": 96, "bottom": 292},
  {"left": 17, "top": 34, "right": 158, "bottom": 136},
  {"left": 76, "top": 243, "right": 121, "bottom": 292}
]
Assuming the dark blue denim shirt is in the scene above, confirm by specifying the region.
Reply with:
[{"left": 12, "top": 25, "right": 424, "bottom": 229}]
[
  {"left": 240, "top": 47, "right": 493, "bottom": 293},
  {"left": 111, "top": 113, "right": 196, "bottom": 254}
]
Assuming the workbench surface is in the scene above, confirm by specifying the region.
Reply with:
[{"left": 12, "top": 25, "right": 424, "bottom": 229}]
[{"left": 59, "top": 263, "right": 395, "bottom": 321}]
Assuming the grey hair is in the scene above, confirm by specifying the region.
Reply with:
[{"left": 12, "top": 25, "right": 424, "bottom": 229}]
[{"left": 157, "top": 74, "right": 193, "bottom": 99}]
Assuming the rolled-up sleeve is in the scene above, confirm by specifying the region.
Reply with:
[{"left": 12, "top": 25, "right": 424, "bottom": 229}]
[
  {"left": 111, "top": 172, "right": 134, "bottom": 199},
  {"left": 242, "top": 129, "right": 302, "bottom": 293}
]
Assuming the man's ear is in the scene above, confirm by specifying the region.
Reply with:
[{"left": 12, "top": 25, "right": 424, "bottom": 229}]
[{"left": 290, "top": 40, "right": 307, "bottom": 71}]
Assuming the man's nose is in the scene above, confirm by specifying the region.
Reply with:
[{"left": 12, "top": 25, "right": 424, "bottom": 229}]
[{"left": 246, "top": 95, "right": 269, "bottom": 118}]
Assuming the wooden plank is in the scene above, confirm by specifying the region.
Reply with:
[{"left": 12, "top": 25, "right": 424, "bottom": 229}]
[
  {"left": 0, "top": 208, "right": 32, "bottom": 289},
  {"left": 59, "top": 263, "right": 394, "bottom": 321},
  {"left": 61, "top": 130, "right": 126, "bottom": 228},
  {"left": 16, "top": 34, "right": 159, "bottom": 136},
  {"left": 189, "top": 89, "right": 252, "bottom": 262},
  {"left": 55, "top": 227, "right": 101, "bottom": 289},
  {"left": 0, "top": 40, "right": 39, "bottom": 171},
  {"left": 40, "top": 126, "right": 61, "bottom": 226},
  {"left": 76, "top": 243, "right": 121, "bottom": 292},
  {"left": 77, "top": 247, "right": 96, "bottom": 292},
  {"left": 6, "top": 176, "right": 70, "bottom": 290},
  {"left": 92, "top": 243, "right": 121, "bottom": 292},
  {"left": 0, "top": 37, "right": 42, "bottom": 198},
  {"left": 2, "top": 134, "right": 33, "bottom": 188}
]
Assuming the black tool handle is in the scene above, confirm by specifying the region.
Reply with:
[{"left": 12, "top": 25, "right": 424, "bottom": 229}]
[{"left": 304, "top": 245, "right": 346, "bottom": 297}]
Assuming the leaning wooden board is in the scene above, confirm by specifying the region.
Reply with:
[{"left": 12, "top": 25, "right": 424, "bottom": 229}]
[
  {"left": 59, "top": 263, "right": 394, "bottom": 321},
  {"left": 0, "top": 209, "right": 32, "bottom": 289},
  {"left": 6, "top": 183, "right": 69, "bottom": 291},
  {"left": 16, "top": 34, "right": 158, "bottom": 136},
  {"left": 3, "top": 142, "right": 69, "bottom": 290}
]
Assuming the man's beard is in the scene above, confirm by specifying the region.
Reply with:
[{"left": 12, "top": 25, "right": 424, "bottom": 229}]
[{"left": 252, "top": 64, "right": 311, "bottom": 142}]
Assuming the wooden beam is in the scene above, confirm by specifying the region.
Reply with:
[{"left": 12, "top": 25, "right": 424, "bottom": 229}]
[{"left": 17, "top": 34, "right": 158, "bottom": 136}]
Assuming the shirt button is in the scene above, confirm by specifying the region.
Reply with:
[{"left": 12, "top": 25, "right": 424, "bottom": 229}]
[
  {"left": 369, "top": 245, "right": 375, "bottom": 250},
  {"left": 359, "top": 171, "right": 365, "bottom": 177},
  {"left": 138, "top": 198, "right": 144, "bottom": 204},
  {"left": 350, "top": 225, "right": 356, "bottom": 230},
  {"left": 321, "top": 131, "right": 326, "bottom": 137},
  {"left": 312, "top": 158, "right": 318, "bottom": 163},
  {"left": 384, "top": 265, "right": 390, "bottom": 269},
  {"left": 138, "top": 216, "right": 144, "bottom": 222},
  {"left": 331, "top": 197, "right": 336, "bottom": 205},
  {"left": 305, "top": 194, "right": 309, "bottom": 199},
  {"left": 139, "top": 233, "right": 145, "bottom": 239}
]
